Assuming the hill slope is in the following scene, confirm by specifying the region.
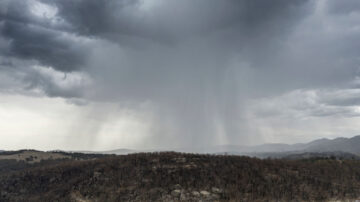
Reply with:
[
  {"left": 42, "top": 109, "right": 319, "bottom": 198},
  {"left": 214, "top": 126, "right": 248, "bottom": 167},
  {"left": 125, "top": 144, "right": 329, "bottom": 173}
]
[
  {"left": 1, "top": 152, "right": 360, "bottom": 201},
  {"left": 304, "top": 136, "right": 360, "bottom": 154}
]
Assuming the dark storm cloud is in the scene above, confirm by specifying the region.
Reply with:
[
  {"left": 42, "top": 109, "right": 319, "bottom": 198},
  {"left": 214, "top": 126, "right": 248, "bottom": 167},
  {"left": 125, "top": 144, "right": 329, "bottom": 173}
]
[
  {"left": 0, "top": 54, "right": 88, "bottom": 99},
  {"left": 0, "top": 0, "right": 89, "bottom": 72},
  {"left": 42, "top": 0, "right": 144, "bottom": 39},
  {"left": 0, "top": 0, "right": 34, "bottom": 25},
  {"left": 0, "top": 0, "right": 312, "bottom": 97},
  {"left": 21, "top": 70, "right": 86, "bottom": 98},
  {"left": 0, "top": 21, "right": 88, "bottom": 72},
  {"left": 9, "top": 0, "right": 360, "bottom": 148},
  {"left": 320, "top": 90, "right": 360, "bottom": 107},
  {"left": 0, "top": 59, "right": 13, "bottom": 67},
  {"left": 326, "top": 0, "right": 360, "bottom": 15},
  {"left": 43, "top": 0, "right": 310, "bottom": 45},
  {"left": 0, "top": 0, "right": 312, "bottom": 70}
]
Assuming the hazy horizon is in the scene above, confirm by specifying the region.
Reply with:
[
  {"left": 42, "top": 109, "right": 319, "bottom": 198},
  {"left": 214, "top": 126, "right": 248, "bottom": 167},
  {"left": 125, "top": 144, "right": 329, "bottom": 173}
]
[
  {"left": 1, "top": 0, "right": 360, "bottom": 151},
  {"left": 2, "top": 132, "right": 360, "bottom": 152}
]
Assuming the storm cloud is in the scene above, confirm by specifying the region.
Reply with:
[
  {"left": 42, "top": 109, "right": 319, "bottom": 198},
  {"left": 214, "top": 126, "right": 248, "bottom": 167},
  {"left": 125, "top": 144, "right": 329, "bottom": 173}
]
[{"left": 1, "top": 0, "right": 360, "bottom": 149}]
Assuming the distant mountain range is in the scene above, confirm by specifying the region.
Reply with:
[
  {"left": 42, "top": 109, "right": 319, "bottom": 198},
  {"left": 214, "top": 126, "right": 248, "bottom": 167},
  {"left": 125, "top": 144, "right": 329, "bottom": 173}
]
[
  {"left": 2, "top": 135, "right": 360, "bottom": 157},
  {"left": 79, "top": 135, "right": 360, "bottom": 157},
  {"left": 199, "top": 135, "right": 360, "bottom": 156},
  {"left": 258, "top": 135, "right": 360, "bottom": 155}
]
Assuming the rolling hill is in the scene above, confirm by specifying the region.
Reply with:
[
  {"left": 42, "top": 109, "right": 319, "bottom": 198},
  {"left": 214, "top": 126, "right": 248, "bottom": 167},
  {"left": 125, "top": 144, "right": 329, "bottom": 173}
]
[{"left": 1, "top": 152, "right": 360, "bottom": 201}]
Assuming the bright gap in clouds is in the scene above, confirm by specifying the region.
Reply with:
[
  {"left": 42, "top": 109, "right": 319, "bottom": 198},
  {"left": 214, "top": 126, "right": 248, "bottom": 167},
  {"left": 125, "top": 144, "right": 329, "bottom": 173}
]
[
  {"left": 249, "top": 88, "right": 360, "bottom": 144},
  {"left": 0, "top": 93, "right": 152, "bottom": 151},
  {"left": 29, "top": 0, "right": 57, "bottom": 19}
]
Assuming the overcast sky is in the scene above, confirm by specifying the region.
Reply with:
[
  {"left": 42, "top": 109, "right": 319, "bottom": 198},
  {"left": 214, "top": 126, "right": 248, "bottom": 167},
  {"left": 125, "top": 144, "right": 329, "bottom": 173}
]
[{"left": 0, "top": 0, "right": 360, "bottom": 151}]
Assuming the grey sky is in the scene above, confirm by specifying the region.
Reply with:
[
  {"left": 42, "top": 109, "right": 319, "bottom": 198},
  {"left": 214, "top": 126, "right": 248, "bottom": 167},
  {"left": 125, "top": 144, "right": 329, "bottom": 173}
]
[{"left": 0, "top": 0, "right": 360, "bottom": 150}]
